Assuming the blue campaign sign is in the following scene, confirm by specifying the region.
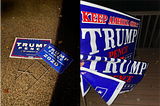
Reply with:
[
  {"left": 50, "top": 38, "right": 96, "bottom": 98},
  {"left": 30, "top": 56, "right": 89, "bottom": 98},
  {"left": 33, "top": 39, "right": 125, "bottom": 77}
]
[
  {"left": 80, "top": 55, "right": 149, "bottom": 105},
  {"left": 37, "top": 43, "right": 73, "bottom": 74},
  {"left": 81, "top": 55, "right": 149, "bottom": 93},
  {"left": 10, "top": 37, "right": 51, "bottom": 59},
  {"left": 80, "top": 1, "right": 140, "bottom": 60},
  {"left": 81, "top": 67, "right": 125, "bottom": 105},
  {"left": 80, "top": 74, "right": 91, "bottom": 96},
  {"left": 80, "top": 1, "right": 141, "bottom": 97}
]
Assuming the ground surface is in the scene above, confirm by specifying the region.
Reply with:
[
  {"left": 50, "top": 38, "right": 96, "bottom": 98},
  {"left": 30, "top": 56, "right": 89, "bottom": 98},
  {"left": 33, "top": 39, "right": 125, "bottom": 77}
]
[{"left": 2, "top": 0, "right": 80, "bottom": 106}]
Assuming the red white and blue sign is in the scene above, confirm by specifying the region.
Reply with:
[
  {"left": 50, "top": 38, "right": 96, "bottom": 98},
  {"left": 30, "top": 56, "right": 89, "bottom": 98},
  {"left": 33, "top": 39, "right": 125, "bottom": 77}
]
[
  {"left": 80, "top": 1, "right": 148, "bottom": 105},
  {"left": 80, "top": 55, "right": 149, "bottom": 105},
  {"left": 37, "top": 43, "right": 73, "bottom": 74},
  {"left": 10, "top": 37, "right": 51, "bottom": 59},
  {"left": 80, "top": 1, "right": 140, "bottom": 60},
  {"left": 80, "top": 54, "right": 149, "bottom": 91}
]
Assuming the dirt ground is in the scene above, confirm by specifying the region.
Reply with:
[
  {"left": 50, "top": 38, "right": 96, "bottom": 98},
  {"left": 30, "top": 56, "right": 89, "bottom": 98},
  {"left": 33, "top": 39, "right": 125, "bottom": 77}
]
[{"left": 1, "top": 0, "right": 80, "bottom": 106}]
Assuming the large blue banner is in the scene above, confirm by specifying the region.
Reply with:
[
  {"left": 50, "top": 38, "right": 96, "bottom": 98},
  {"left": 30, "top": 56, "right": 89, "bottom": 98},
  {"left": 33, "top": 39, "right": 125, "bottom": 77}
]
[{"left": 80, "top": 1, "right": 147, "bottom": 105}]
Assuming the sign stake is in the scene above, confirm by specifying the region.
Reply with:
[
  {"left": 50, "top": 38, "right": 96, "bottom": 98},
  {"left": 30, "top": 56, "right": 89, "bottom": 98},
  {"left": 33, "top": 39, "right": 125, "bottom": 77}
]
[{"left": 82, "top": 96, "right": 87, "bottom": 106}]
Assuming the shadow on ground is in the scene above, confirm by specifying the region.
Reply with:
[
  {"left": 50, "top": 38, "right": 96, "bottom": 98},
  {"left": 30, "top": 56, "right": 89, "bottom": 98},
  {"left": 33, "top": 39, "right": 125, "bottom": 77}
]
[{"left": 50, "top": 1, "right": 80, "bottom": 106}]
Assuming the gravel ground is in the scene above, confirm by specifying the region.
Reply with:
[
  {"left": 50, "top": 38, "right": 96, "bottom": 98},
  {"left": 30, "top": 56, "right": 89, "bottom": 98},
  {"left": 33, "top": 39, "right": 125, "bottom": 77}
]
[{"left": 1, "top": 0, "right": 80, "bottom": 106}]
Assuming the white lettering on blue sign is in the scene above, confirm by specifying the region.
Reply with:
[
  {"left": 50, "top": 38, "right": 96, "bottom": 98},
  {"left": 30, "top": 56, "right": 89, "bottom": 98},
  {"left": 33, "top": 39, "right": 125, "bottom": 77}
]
[
  {"left": 43, "top": 53, "right": 59, "bottom": 66},
  {"left": 81, "top": 56, "right": 148, "bottom": 76},
  {"left": 37, "top": 43, "right": 73, "bottom": 74},
  {"left": 81, "top": 28, "right": 137, "bottom": 55},
  {"left": 16, "top": 42, "right": 47, "bottom": 51},
  {"left": 10, "top": 37, "right": 51, "bottom": 59}
]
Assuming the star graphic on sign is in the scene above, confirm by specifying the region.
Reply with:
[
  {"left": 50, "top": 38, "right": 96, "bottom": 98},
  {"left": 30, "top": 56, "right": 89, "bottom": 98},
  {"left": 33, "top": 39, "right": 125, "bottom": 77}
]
[
  {"left": 98, "top": 90, "right": 102, "bottom": 94},
  {"left": 95, "top": 86, "right": 108, "bottom": 98}
]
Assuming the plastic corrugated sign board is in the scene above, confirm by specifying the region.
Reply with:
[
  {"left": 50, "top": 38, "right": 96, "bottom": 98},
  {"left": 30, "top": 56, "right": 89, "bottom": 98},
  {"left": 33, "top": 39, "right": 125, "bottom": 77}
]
[
  {"left": 10, "top": 37, "right": 51, "bottom": 59},
  {"left": 37, "top": 43, "right": 73, "bottom": 74},
  {"left": 80, "top": 1, "right": 141, "bottom": 96},
  {"left": 80, "top": 1, "right": 140, "bottom": 60}
]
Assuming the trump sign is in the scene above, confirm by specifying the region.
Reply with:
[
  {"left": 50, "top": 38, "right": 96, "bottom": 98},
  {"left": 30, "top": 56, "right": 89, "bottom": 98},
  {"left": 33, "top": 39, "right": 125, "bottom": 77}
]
[
  {"left": 80, "top": 1, "right": 140, "bottom": 60},
  {"left": 10, "top": 37, "right": 51, "bottom": 59},
  {"left": 37, "top": 43, "right": 73, "bottom": 74},
  {"left": 80, "top": 1, "right": 148, "bottom": 105}
]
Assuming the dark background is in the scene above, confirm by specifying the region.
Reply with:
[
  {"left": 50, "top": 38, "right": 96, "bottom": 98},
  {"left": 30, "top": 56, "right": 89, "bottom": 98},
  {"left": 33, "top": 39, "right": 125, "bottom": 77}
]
[
  {"left": 50, "top": 0, "right": 159, "bottom": 106},
  {"left": 83, "top": 0, "right": 160, "bottom": 12},
  {"left": 50, "top": 0, "right": 80, "bottom": 106}
]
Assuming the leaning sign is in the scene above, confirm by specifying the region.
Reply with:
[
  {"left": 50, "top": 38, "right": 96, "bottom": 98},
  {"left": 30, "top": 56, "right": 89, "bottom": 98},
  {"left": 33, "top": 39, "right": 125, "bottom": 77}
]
[
  {"left": 10, "top": 37, "right": 51, "bottom": 59},
  {"left": 37, "top": 43, "right": 73, "bottom": 74},
  {"left": 80, "top": 1, "right": 147, "bottom": 105}
]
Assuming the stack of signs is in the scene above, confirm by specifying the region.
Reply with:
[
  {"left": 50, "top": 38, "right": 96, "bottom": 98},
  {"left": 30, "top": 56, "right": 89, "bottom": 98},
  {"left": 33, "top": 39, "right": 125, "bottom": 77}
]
[
  {"left": 10, "top": 37, "right": 73, "bottom": 74},
  {"left": 80, "top": 1, "right": 149, "bottom": 105},
  {"left": 10, "top": 37, "right": 51, "bottom": 59}
]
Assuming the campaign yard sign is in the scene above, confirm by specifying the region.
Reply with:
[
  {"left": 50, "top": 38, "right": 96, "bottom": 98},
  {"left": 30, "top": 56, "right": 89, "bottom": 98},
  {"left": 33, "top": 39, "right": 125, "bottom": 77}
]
[
  {"left": 80, "top": 55, "right": 149, "bottom": 93},
  {"left": 80, "top": 1, "right": 146, "bottom": 104},
  {"left": 80, "top": 55, "right": 149, "bottom": 106},
  {"left": 37, "top": 43, "right": 73, "bottom": 74},
  {"left": 81, "top": 67, "right": 125, "bottom": 106},
  {"left": 10, "top": 37, "right": 51, "bottom": 59},
  {"left": 80, "top": 1, "right": 140, "bottom": 60}
]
